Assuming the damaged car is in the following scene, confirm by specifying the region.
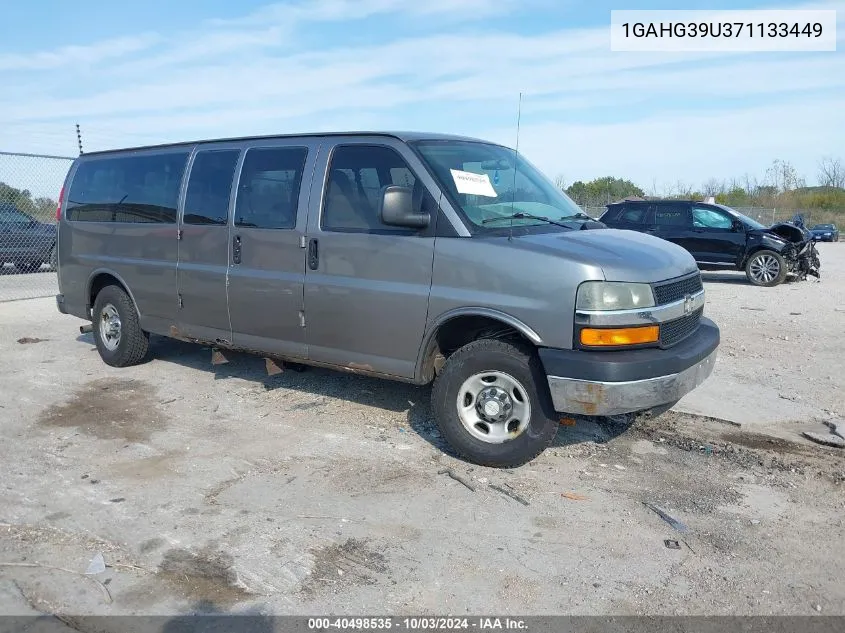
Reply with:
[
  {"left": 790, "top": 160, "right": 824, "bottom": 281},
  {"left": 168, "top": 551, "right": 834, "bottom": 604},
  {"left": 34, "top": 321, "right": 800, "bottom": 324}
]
[{"left": 599, "top": 200, "right": 820, "bottom": 287}]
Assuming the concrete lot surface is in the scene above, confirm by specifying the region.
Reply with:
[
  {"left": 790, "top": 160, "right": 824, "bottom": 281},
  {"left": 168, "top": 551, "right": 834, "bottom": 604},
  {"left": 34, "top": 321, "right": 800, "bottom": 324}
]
[{"left": 0, "top": 243, "right": 843, "bottom": 618}]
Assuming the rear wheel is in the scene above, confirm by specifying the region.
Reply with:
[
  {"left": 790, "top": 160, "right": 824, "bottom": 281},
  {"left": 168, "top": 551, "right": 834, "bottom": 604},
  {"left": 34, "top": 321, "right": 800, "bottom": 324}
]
[
  {"left": 431, "top": 338, "right": 559, "bottom": 468},
  {"left": 745, "top": 250, "right": 787, "bottom": 287},
  {"left": 92, "top": 285, "right": 150, "bottom": 367},
  {"left": 49, "top": 244, "right": 58, "bottom": 270}
]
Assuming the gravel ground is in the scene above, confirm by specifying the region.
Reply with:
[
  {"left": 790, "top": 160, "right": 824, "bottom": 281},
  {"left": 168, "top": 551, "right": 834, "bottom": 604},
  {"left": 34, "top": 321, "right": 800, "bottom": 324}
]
[{"left": 0, "top": 243, "right": 843, "bottom": 619}]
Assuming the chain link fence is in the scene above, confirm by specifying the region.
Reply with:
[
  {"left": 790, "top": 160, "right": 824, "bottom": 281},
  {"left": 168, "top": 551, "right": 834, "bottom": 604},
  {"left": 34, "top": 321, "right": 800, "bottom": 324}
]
[{"left": 0, "top": 151, "right": 74, "bottom": 302}]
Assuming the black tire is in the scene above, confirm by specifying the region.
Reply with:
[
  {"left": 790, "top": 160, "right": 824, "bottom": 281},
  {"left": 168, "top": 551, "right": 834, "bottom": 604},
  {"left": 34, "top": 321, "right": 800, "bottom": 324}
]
[
  {"left": 49, "top": 244, "right": 58, "bottom": 270},
  {"left": 91, "top": 284, "right": 150, "bottom": 367},
  {"left": 431, "top": 338, "right": 559, "bottom": 468},
  {"left": 745, "top": 249, "right": 788, "bottom": 287}
]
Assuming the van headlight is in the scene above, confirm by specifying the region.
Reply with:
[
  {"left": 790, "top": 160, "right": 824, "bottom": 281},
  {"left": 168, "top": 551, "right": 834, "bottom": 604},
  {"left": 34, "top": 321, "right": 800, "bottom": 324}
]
[{"left": 576, "top": 281, "right": 655, "bottom": 311}]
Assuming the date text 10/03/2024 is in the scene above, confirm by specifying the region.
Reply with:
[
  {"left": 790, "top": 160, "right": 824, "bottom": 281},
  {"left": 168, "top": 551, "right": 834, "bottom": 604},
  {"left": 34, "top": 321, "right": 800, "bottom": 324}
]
[
  {"left": 307, "top": 617, "right": 527, "bottom": 630},
  {"left": 621, "top": 21, "right": 824, "bottom": 38}
]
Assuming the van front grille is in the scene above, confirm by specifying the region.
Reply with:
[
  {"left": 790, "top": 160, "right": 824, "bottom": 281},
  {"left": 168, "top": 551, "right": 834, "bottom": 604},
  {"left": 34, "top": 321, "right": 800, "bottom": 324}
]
[
  {"left": 653, "top": 273, "right": 703, "bottom": 306},
  {"left": 660, "top": 307, "right": 703, "bottom": 347}
]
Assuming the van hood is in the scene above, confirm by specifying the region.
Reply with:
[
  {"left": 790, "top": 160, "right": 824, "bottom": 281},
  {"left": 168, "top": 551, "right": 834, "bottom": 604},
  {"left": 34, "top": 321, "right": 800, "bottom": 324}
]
[{"left": 509, "top": 228, "right": 699, "bottom": 283}]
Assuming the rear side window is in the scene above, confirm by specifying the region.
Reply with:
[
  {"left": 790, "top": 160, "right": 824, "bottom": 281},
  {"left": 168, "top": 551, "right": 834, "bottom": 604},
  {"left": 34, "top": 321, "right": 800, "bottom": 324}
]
[
  {"left": 66, "top": 152, "right": 189, "bottom": 223},
  {"left": 183, "top": 149, "right": 240, "bottom": 225},
  {"left": 234, "top": 147, "right": 308, "bottom": 229},
  {"left": 654, "top": 205, "right": 691, "bottom": 227},
  {"left": 619, "top": 206, "right": 648, "bottom": 224}
]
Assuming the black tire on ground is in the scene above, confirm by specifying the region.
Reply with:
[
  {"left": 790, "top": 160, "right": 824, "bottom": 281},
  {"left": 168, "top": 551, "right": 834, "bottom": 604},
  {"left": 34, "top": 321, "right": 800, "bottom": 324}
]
[
  {"left": 49, "top": 244, "right": 58, "bottom": 270},
  {"left": 91, "top": 284, "right": 150, "bottom": 367},
  {"left": 431, "top": 338, "right": 559, "bottom": 468},
  {"left": 745, "top": 249, "right": 788, "bottom": 287}
]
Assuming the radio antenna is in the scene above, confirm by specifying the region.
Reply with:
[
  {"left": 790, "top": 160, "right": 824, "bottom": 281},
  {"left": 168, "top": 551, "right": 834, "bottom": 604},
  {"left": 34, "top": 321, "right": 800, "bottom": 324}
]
[{"left": 508, "top": 92, "right": 522, "bottom": 242}]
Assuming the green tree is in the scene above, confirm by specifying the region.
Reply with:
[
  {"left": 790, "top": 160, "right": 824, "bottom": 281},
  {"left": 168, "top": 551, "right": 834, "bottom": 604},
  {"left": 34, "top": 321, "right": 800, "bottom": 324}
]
[
  {"left": 0, "top": 182, "right": 57, "bottom": 222},
  {"left": 564, "top": 177, "right": 645, "bottom": 205}
]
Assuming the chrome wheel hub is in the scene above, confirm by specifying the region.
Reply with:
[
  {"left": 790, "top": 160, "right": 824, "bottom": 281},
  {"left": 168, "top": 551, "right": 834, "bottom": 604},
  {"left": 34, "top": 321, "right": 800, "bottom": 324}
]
[
  {"left": 456, "top": 370, "right": 531, "bottom": 444},
  {"left": 99, "top": 303, "right": 122, "bottom": 351},
  {"left": 750, "top": 254, "right": 780, "bottom": 283}
]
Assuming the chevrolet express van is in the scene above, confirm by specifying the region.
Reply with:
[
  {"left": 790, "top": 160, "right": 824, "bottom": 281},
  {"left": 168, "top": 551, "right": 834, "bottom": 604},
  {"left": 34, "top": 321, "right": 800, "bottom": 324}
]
[{"left": 54, "top": 132, "right": 719, "bottom": 467}]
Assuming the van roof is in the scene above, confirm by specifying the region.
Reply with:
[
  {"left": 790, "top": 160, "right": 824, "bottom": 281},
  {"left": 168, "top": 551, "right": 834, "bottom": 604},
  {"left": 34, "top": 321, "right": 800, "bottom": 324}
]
[{"left": 79, "top": 131, "right": 501, "bottom": 157}]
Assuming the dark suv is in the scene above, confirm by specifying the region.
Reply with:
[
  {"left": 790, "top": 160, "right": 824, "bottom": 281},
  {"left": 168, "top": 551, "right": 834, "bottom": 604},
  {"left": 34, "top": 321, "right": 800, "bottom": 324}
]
[
  {"left": 0, "top": 203, "right": 57, "bottom": 272},
  {"left": 599, "top": 200, "right": 818, "bottom": 287}
]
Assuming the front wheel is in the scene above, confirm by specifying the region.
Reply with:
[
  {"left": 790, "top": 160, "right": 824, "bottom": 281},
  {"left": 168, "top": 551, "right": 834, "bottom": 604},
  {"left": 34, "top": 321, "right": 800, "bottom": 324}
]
[
  {"left": 92, "top": 285, "right": 150, "bottom": 367},
  {"left": 431, "top": 338, "right": 559, "bottom": 468},
  {"left": 745, "top": 250, "right": 787, "bottom": 287}
]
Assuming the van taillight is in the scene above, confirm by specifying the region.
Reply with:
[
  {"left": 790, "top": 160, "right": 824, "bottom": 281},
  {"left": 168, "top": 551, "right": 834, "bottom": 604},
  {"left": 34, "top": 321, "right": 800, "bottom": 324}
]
[{"left": 56, "top": 186, "right": 64, "bottom": 221}]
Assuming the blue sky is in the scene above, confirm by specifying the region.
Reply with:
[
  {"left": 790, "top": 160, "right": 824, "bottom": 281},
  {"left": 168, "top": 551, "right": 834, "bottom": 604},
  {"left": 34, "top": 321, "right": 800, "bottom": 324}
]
[{"left": 1, "top": 0, "right": 843, "bottom": 194}]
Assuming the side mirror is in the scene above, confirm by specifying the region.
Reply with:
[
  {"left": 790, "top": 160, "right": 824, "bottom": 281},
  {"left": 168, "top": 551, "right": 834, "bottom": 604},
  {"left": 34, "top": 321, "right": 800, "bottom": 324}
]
[
  {"left": 732, "top": 219, "right": 745, "bottom": 232},
  {"left": 379, "top": 185, "right": 430, "bottom": 229}
]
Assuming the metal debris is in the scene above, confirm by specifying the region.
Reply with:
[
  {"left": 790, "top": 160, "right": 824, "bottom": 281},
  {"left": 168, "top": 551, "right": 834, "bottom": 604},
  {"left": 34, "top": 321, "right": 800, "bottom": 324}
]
[
  {"left": 85, "top": 552, "right": 106, "bottom": 575},
  {"left": 802, "top": 431, "right": 845, "bottom": 448},
  {"left": 664, "top": 539, "right": 681, "bottom": 550},
  {"left": 265, "top": 358, "right": 284, "bottom": 376},
  {"left": 561, "top": 492, "right": 589, "bottom": 501},
  {"left": 211, "top": 348, "right": 229, "bottom": 365},
  {"left": 643, "top": 502, "right": 689, "bottom": 533},
  {"left": 490, "top": 484, "right": 529, "bottom": 506},
  {"left": 437, "top": 469, "right": 475, "bottom": 492}
]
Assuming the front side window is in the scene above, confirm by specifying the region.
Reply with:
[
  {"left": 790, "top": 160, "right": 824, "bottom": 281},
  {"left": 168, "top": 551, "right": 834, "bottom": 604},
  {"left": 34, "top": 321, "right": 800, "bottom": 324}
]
[
  {"left": 412, "top": 140, "right": 582, "bottom": 232},
  {"left": 693, "top": 206, "right": 733, "bottom": 229},
  {"left": 322, "top": 145, "right": 435, "bottom": 233},
  {"left": 183, "top": 149, "right": 240, "bottom": 226},
  {"left": 235, "top": 147, "right": 308, "bottom": 229},
  {"left": 66, "top": 152, "right": 189, "bottom": 223}
]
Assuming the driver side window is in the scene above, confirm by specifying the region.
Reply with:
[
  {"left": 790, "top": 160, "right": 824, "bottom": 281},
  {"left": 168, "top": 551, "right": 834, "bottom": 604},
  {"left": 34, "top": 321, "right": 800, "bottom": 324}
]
[
  {"left": 692, "top": 206, "right": 733, "bottom": 230},
  {"left": 321, "top": 145, "right": 436, "bottom": 234}
]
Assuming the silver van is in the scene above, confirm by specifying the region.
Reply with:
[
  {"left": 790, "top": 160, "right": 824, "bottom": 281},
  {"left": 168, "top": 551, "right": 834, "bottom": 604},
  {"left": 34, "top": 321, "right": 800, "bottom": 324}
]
[{"left": 54, "top": 132, "right": 719, "bottom": 467}]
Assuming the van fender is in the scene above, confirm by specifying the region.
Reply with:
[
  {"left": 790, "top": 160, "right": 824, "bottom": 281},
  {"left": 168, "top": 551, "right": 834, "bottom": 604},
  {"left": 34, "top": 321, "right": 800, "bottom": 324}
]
[
  {"left": 413, "top": 307, "right": 543, "bottom": 384},
  {"left": 85, "top": 268, "right": 142, "bottom": 321}
]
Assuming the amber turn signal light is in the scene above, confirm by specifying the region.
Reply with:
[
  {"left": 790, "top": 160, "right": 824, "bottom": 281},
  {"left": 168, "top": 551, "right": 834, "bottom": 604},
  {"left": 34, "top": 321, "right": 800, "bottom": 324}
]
[{"left": 580, "top": 325, "right": 659, "bottom": 347}]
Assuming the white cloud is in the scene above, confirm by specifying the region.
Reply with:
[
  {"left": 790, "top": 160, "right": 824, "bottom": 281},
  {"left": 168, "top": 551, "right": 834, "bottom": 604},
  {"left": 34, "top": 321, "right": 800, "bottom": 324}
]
[
  {"left": 0, "top": 34, "right": 160, "bottom": 72},
  {"left": 488, "top": 96, "right": 845, "bottom": 190},
  {"left": 1, "top": 0, "right": 843, "bottom": 188}
]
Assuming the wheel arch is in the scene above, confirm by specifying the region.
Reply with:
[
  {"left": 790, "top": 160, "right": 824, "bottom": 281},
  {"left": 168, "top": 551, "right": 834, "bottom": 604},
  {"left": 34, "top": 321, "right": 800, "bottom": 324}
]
[
  {"left": 414, "top": 308, "right": 542, "bottom": 385},
  {"left": 86, "top": 269, "right": 141, "bottom": 320},
  {"left": 740, "top": 244, "right": 785, "bottom": 269}
]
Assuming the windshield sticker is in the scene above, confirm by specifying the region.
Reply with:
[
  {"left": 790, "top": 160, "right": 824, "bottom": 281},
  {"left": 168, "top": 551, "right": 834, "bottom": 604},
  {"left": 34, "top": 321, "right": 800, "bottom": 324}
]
[{"left": 450, "top": 169, "right": 498, "bottom": 197}]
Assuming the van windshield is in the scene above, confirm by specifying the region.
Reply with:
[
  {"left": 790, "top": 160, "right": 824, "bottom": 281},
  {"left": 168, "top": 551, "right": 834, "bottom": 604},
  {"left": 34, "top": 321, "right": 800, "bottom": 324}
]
[{"left": 412, "top": 140, "right": 583, "bottom": 231}]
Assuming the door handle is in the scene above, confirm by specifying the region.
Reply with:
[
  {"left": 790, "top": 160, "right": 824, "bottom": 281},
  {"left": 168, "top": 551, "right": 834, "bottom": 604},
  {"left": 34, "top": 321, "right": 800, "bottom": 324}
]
[
  {"left": 308, "top": 238, "right": 319, "bottom": 270},
  {"left": 232, "top": 235, "right": 242, "bottom": 264}
]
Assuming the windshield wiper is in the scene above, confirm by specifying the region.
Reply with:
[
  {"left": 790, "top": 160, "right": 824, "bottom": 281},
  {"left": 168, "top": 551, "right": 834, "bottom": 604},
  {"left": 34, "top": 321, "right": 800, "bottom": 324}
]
[
  {"left": 568, "top": 211, "right": 595, "bottom": 221},
  {"left": 482, "top": 212, "right": 570, "bottom": 229}
]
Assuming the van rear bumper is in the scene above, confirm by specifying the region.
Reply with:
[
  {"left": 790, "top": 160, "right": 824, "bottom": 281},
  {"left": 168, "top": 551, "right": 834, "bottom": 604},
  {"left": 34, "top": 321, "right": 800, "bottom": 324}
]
[{"left": 539, "top": 318, "right": 719, "bottom": 417}]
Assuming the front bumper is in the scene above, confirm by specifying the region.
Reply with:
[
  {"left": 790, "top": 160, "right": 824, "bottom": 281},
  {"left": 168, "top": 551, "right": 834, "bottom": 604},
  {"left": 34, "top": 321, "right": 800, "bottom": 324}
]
[{"left": 539, "top": 318, "right": 719, "bottom": 416}]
